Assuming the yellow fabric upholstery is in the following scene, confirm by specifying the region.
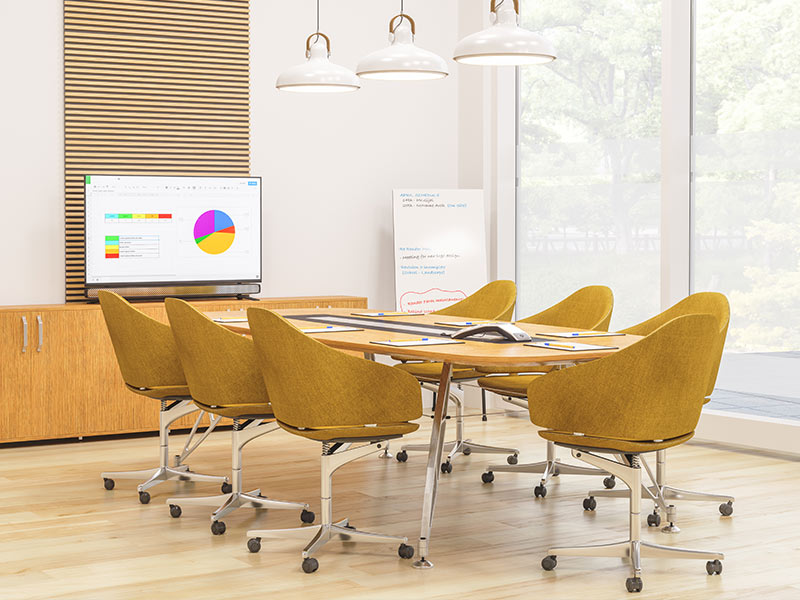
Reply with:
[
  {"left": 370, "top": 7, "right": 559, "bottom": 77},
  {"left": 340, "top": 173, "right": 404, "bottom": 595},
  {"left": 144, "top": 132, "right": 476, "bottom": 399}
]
[
  {"left": 518, "top": 285, "right": 614, "bottom": 330},
  {"left": 432, "top": 280, "right": 517, "bottom": 321},
  {"left": 247, "top": 308, "right": 422, "bottom": 438},
  {"left": 538, "top": 431, "right": 694, "bottom": 453},
  {"left": 98, "top": 291, "right": 187, "bottom": 395},
  {"left": 164, "top": 298, "right": 272, "bottom": 416},
  {"left": 527, "top": 314, "right": 719, "bottom": 448},
  {"left": 394, "top": 362, "right": 481, "bottom": 382},
  {"left": 620, "top": 292, "right": 729, "bottom": 397},
  {"left": 476, "top": 285, "right": 614, "bottom": 377},
  {"left": 476, "top": 373, "right": 545, "bottom": 397}
]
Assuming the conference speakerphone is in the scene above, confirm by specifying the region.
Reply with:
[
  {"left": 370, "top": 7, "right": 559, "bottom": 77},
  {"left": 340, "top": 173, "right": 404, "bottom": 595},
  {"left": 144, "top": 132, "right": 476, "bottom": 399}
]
[{"left": 84, "top": 175, "right": 262, "bottom": 300}]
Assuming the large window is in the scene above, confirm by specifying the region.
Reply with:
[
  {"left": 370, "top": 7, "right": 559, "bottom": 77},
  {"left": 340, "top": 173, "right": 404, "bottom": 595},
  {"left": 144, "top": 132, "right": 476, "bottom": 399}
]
[
  {"left": 516, "top": 0, "right": 662, "bottom": 329},
  {"left": 693, "top": 0, "right": 800, "bottom": 419}
]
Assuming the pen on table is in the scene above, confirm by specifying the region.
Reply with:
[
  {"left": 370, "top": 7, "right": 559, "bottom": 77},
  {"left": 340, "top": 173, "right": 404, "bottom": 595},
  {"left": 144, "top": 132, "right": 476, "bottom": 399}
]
[{"left": 543, "top": 342, "right": 575, "bottom": 349}]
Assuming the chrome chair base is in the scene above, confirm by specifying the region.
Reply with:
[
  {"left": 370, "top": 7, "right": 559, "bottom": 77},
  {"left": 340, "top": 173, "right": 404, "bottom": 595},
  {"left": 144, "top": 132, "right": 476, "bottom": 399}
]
[
  {"left": 587, "top": 449, "right": 735, "bottom": 526},
  {"left": 542, "top": 448, "right": 724, "bottom": 591},
  {"left": 400, "top": 384, "right": 518, "bottom": 470},
  {"left": 166, "top": 419, "right": 309, "bottom": 533},
  {"left": 247, "top": 441, "right": 413, "bottom": 572},
  {"left": 482, "top": 440, "right": 607, "bottom": 496},
  {"left": 101, "top": 399, "right": 227, "bottom": 502}
]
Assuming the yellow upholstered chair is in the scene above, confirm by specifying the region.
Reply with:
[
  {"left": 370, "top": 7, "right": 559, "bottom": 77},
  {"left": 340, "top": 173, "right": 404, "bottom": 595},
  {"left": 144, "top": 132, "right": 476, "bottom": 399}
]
[
  {"left": 98, "top": 291, "right": 227, "bottom": 504},
  {"left": 586, "top": 292, "right": 733, "bottom": 527},
  {"left": 245, "top": 307, "right": 422, "bottom": 573},
  {"left": 393, "top": 280, "right": 519, "bottom": 470},
  {"left": 163, "top": 298, "right": 312, "bottom": 535},
  {"left": 477, "top": 286, "right": 614, "bottom": 496},
  {"left": 531, "top": 314, "right": 725, "bottom": 593}
]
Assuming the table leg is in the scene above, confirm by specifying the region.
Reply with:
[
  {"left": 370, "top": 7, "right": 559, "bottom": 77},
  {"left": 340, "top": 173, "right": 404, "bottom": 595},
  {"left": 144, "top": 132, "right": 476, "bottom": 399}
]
[{"left": 413, "top": 361, "right": 453, "bottom": 569}]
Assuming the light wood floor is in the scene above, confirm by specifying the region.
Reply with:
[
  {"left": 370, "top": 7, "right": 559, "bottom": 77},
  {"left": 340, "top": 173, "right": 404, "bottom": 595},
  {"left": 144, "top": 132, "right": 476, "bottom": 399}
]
[{"left": 2, "top": 410, "right": 799, "bottom": 600}]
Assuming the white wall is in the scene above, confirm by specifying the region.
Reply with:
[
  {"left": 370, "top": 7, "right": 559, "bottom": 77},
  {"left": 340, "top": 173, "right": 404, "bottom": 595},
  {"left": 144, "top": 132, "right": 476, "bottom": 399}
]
[
  {"left": 0, "top": 0, "right": 469, "bottom": 308},
  {"left": 251, "top": 0, "right": 462, "bottom": 308},
  {"left": 0, "top": 0, "right": 64, "bottom": 305}
]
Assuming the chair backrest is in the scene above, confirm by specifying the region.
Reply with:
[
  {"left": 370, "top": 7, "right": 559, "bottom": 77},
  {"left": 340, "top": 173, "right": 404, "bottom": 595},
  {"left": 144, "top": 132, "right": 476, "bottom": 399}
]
[
  {"left": 432, "top": 280, "right": 517, "bottom": 321},
  {"left": 527, "top": 314, "right": 719, "bottom": 442},
  {"left": 620, "top": 292, "right": 729, "bottom": 396},
  {"left": 518, "top": 285, "right": 614, "bottom": 331},
  {"left": 98, "top": 290, "right": 185, "bottom": 389},
  {"left": 247, "top": 307, "right": 422, "bottom": 430},
  {"left": 164, "top": 298, "right": 267, "bottom": 408}
]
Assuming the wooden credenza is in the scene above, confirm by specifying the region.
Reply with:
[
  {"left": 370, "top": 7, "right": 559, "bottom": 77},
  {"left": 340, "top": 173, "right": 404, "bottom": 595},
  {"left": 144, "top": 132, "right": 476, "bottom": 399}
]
[{"left": 0, "top": 296, "right": 367, "bottom": 443}]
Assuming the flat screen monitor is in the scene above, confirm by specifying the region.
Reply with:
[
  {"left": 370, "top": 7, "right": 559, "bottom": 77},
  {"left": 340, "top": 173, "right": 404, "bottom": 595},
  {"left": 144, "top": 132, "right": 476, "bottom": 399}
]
[{"left": 84, "top": 175, "right": 261, "bottom": 287}]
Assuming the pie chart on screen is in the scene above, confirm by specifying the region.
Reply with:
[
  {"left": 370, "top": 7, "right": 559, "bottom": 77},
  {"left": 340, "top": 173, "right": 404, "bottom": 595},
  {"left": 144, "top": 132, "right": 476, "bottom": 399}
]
[{"left": 194, "top": 210, "right": 235, "bottom": 255}]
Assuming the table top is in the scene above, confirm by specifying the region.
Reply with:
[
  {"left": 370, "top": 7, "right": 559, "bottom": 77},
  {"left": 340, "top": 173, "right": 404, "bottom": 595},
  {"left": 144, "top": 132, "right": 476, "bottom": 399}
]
[{"left": 207, "top": 308, "right": 642, "bottom": 369}]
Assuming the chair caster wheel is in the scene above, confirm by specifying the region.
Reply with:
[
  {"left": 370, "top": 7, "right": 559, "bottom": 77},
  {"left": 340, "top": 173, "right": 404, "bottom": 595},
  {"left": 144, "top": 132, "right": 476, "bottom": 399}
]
[
  {"left": 603, "top": 476, "right": 616, "bottom": 489},
  {"left": 211, "top": 520, "right": 226, "bottom": 535},
  {"left": 302, "top": 557, "right": 319, "bottom": 573},
  {"left": 706, "top": 559, "right": 723, "bottom": 575},
  {"left": 625, "top": 576, "right": 643, "bottom": 593},
  {"left": 441, "top": 462, "right": 453, "bottom": 474},
  {"left": 396, "top": 450, "right": 408, "bottom": 463},
  {"left": 462, "top": 447, "right": 472, "bottom": 456},
  {"left": 582, "top": 496, "right": 596, "bottom": 511},
  {"left": 169, "top": 504, "right": 182, "bottom": 518},
  {"left": 301, "top": 509, "right": 315, "bottom": 524},
  {"left": 481, "top": 471, "right": 495, "bottom": 484},
  {"left": 398, "top": 543, "right": 414, "bottom": 559},
  {"left": 339, "top": 523, "right": 356, "bottom": 541},
  {"left": 247, "top": 537, "right": 262, "bottom": 553},
  {"left": 138, "top": 491, "right": 150, "bottom": 504},
  {"left": 221, "top": 482, "right": 232, "bottom": 494},
  {"left": 507, "top": 454, "right": 518, "bottom": 465},
  {"left": 647, "top": 512, "right": 661, "bottom": 527},
  {"left": 552, "top": 467, "right": 560, "bottom": 476},
  {"left": 103, "top": 478, "right": 115, "bottom": 490},
  {"left": 719, "top": 501, "right": 733, "bottom": 516},
  {"left": 541, "top": 555, "right": 557, "bottom": 571},
  {"left": 534, "top": 484, "right": 547, "bottom": 498}
]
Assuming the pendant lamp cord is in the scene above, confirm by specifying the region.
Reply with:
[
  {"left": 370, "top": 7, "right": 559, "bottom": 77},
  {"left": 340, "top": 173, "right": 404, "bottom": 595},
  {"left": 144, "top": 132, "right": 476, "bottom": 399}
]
[
  {"left": 398, "top": 0, "right": 406, "bottom": 27},
  {"left": 314, "top": 0, "right": 320, "bottom": 43}
]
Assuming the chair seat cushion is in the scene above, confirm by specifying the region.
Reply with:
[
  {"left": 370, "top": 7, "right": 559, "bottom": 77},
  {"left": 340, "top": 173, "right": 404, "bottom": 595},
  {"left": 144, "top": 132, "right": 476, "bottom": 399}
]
[
  {"left": 477, "top": 374, "right": 545, "bottom": 397},
  {"left": 279, "top": 421, "right": 419, "bottom": 441},
  {"left": 193, "top": 400, "right": 275, "bottom": 419},
  {"left": 127, "top": 384, "right": 191, "bottom": 399},
  {"left": 539, "top": 429, "right": 694, "bottom": 453},
  {"left": 395, "top": 361, "right": 480, "bottom": 382}
]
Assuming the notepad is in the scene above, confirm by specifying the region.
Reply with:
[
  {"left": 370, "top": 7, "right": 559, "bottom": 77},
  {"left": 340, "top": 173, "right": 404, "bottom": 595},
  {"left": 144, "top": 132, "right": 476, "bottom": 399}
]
[
  {"left": 526, "top": 341, "right": 618, "bottom": 352},
  {"left": 435, "top": 320, "right": 499, "bottom": 327},
  {"left": 300, "top": 326, "right": 362, "bottom": 334},
  {"left": 212, "top": 317, "right": 248, "bottom": 323},
  {"left": 370, "top": 338, "right": 465, "bottom": 348},
  {"left": 352, "top": 311, "right": 417, "bottom": 317},
  {"left": 538, "top": 331, "right": 623, "bottom": 339}
]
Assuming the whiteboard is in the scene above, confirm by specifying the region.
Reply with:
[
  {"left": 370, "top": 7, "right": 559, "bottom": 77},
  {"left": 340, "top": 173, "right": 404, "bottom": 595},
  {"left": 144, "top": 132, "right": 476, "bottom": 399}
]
[{"left": 393, "top": 189, "right": 487, "bottom": 313}]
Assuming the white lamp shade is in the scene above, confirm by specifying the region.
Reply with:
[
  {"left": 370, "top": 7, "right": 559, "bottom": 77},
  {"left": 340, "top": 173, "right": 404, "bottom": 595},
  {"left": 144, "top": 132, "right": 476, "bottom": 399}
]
[
  {"left": 276, "top": 34, "right": 361, "bottom": 93},
  {"left": 453, "top": 3, "right": 555, "bottom": 66},
  {"left": 357, "top": 17, "right": 449, "bottom": 81}
]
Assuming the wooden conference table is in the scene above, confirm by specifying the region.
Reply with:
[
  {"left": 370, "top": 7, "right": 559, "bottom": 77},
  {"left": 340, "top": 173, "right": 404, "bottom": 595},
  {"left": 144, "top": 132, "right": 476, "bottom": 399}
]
[{"left": 209, "top": 307, "right": 641, "bottom": 569}]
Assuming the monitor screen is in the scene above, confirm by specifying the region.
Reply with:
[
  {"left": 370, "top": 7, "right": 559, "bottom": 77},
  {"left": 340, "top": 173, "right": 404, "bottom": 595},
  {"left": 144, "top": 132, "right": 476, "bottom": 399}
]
[{"left": 84, "top": 175, "right": 261, "bottom": 287}]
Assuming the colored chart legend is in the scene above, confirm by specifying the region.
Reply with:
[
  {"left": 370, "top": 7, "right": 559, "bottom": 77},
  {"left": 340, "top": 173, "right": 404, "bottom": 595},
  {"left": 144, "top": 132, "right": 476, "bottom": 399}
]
[
  {"left": 105, "top": 213, "right": 172, "bottom": 222},
  {"left": 194, "top": 210, "right": 235, "bottom": 255},
  {"left": 105, "top": 236, "right": 119, "bottom": 258},
  {"left": 104, "top": 235, "right": 160, "bottom": 259}
]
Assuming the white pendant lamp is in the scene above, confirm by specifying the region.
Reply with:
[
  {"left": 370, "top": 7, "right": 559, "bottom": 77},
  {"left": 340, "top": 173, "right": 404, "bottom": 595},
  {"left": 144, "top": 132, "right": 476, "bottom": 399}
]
[
  {"left": 276, "top": 1, "right": 360, "bottom": 93},
  {"left": 356, "top": 9, "right": 449, "bottom": 81},
  {"left": 453, "top": 0, "right": 556, "bottom": 66}
]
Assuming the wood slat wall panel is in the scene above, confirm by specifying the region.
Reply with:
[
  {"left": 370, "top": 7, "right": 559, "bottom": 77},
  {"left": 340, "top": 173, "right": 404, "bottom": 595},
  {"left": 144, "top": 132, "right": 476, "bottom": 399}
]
[{"left": 64, "top": 0, "right": 250, "bottom": 302}]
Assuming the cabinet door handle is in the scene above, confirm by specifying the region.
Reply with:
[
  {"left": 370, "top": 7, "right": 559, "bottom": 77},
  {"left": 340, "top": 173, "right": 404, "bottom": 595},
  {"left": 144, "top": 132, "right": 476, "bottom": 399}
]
[
  {"left": 37, "top": 315, "right": 43, "bottom": 352},
  {"left": 21, "top": 316, "right": 28, "bottom": 353}
]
